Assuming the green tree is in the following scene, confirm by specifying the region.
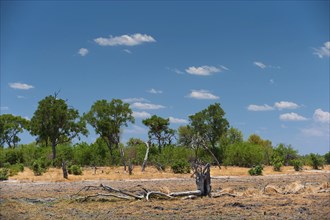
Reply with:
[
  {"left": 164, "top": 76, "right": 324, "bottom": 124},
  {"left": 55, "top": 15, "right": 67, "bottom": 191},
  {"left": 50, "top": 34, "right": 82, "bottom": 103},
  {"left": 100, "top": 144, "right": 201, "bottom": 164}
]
[
  {"left": 0, "top": 114, "right": 29, "bottom": 148},
  {"left": 142, "top": 115, "right": 175, "bottom": 152},
  {"left": 224, "top": 142, "right": 264, "bottom": 167},
  {"left": 273, "top": 143, "right": 298, "bottom": 166},
  {"left": 84, "top": 99, "right": 134, "bottom": 164},
  {"left": 30, "top": 94, "right": 87, "bottom": 160},
  {"left": 324, "top": 151, "right": 330, "bottom": 164},
  {"left": 189, "top": 103, "right": 229, "bottom": 151},
  {"left": 247, "top": 134, "right": 273, "bottom": 165},
  {"left": 219, "top": 127, "right": 243, "bottom": 163}
]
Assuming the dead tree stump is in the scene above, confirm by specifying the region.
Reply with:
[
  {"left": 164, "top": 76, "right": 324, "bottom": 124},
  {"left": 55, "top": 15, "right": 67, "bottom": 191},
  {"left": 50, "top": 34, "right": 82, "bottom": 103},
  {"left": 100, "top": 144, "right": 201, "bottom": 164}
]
[
  {"left": 195, "top": 163, "right": 211, "bottom": 196},
  {"left": 62, "top": 161, "right": 68, "bottom": 179}
]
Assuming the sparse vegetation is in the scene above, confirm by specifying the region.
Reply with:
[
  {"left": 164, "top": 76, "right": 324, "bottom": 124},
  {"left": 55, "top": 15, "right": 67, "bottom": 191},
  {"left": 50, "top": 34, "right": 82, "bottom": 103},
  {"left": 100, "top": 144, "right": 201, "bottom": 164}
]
[
  {"left": 68, "top": 165, "right": 83, "bottom": 175},
  {"left": 248, "top": 165, "right": 263, "bottom": 176}
]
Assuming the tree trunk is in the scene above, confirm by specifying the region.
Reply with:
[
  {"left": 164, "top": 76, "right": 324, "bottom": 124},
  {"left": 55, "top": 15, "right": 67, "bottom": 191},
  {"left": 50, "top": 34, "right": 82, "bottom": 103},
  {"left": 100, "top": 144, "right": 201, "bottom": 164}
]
[
  {"left": 51, "top": 141, "right": 56, "bottom": 161},
  {"left": 128, "top": 160, "right": 133, "bottom": 175},
  {"left": 141, "top": 142, "right": 150, "bottom": 172},
  {"left": 120, "top": 147, "right": 126, "bottom": 171},
  {"left": 62, "top": 161, "right": 68, "bottom": 179},
  {"left": 195, "top": 163, "right": 211, "bottom": 196}
]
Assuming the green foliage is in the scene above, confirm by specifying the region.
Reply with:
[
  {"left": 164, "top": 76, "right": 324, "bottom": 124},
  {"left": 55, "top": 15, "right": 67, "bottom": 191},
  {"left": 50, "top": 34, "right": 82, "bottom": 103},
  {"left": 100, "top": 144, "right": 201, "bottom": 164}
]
[
  {"left": 143, "top": 115, "right": 175, "bottom": 152},
  {"left": 273, "top": 144, "right": 298, "bottom": 166},
  {"left": 291, "top": 159, "right": 303, "bottom": 171},
  {"left": 68, "top": 165, "right": 82, "bottom": 175},
  {"left": 171, "top": 160, "right": 191, "bottom": 174},
  {"left": 271, "top": 153, "right": 283, "bottom": 171},
  {"left": 224, "top": 142, "right": 264, "bottom": 167},
  {"left": 324, "top": 152, "right": 330, "bottom": 164},
  {"left": 4, "top": 147, "right": 23, "bottom": 165},
  {"left": 53, "top": 144, "right": 74, "bottom": 167},
  {"left": 29, "top": 94, "right": 87, "bottom": 160},
  {"left": 31, "top": 160, "right": 47, "bottom": 176},
  {"left": 0, "top": 114, "right": 29, "bottom": 148},
  {"left": 248, "top": 165, "right": 263, "bottom": 176},
  {"left": 309, "top": 153, "right": 325, "bottom": 170},
  {"left": 0, "top": 168, "right": 9, "bottom": 181},
  {"left": 189, "top": 103, "right": 229, "bottom": 150},
  {"left": 247, "top": 134, "right": 273, "bottom": 165},
  {"left": 84, "top": 99, "right": 134, "bottom": 164}
]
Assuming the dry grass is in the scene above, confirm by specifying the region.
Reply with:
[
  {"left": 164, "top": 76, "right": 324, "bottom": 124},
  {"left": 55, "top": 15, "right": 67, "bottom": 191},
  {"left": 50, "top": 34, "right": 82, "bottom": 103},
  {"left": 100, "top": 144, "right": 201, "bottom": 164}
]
[{"left": 8, "top": 165, "right": 330, "bottom": 182}]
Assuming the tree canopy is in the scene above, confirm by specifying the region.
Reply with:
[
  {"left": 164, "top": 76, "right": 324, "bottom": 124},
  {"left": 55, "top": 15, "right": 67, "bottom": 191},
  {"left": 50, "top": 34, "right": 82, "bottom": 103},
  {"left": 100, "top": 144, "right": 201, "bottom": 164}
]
[
  {"left": 0, "top": 114, "right": 29, "bottom": 148},
  {"left": 29, "top": 95, "right": 87, "bottom": 160}
]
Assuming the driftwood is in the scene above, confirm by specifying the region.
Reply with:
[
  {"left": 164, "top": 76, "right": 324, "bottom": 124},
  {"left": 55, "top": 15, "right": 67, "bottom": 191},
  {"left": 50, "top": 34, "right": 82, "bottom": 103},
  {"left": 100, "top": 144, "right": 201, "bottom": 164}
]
[{"left": 72, "top": 163, "right": 213, "bottom": 201}]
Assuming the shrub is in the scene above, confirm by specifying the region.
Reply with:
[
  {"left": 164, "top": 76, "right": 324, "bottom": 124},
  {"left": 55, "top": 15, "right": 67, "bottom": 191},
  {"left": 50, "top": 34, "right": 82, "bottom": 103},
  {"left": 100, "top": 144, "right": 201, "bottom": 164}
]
[
  {"left": 224, "top": 142, "right": 264, "bottom": 167},
  {"left": 68, "top": 165, "right": 82, "bottom": 175},
  {"left": 32, "top": 160, "right": 45, "bottom": 176},
  {"left": 171, "top": 160, "right": 191, "bottom": 174},
  {"left": 271, "top": 153, "right": 283, "bottom": 172},
  {"left": 324, "top": 152, "right": 330, "bottom": 164},
  {"left": 309, "top": 153, "right": 325, "bottom": 170},
  {"left": 8, "top": 163, "right": 24, "bottom": 176},
  {"left": 0, "top": 168, "right": 9, "bottom": 181},
  {"left": 248, "top": 165, "right": 263, "bottom": 176},
  {"left": 291, "top": 159, "right": 303, "bottom": 171}
]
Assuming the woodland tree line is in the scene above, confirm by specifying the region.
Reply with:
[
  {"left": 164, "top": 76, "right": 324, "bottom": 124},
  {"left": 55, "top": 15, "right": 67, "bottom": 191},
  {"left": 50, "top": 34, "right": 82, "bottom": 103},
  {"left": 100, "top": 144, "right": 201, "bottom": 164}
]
[{"left": 0, "top": 94, "right": 329, "bottom": 179}]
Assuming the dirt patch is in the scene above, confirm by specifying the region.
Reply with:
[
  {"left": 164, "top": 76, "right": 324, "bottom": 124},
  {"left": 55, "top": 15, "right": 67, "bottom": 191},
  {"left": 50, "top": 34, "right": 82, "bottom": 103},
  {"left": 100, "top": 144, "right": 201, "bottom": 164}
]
[{"left": 1, "top": 167, "right": 330, "bottom": 219}]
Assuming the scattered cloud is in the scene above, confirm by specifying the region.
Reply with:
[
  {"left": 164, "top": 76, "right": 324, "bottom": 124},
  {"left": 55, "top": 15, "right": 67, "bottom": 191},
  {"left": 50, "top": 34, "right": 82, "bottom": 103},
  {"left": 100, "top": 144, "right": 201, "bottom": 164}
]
[
  {"left": 313, "top": 41, "right": 330, "bottom": 58},
  {"left": 132, "top": 111, "right": 151, "bottom": 119},
  {"left": 123, "top": 49, "right": 132, "bottom": 54},
  {"left": 274, "top": 101, "right": 300, "bottom": 110},
  {"left": 254, "top": 61, "right": 267, "bottom": 69},
  {"left": 247, "top": 104, "right": 274, "bottom": 111},
  {"left": 123, "top": 97, "right": 149, "bottom": 103},
  {"left": 148, "top": 88, "right": 163, "bottom": 94},
  {"left": 301, "top": 126, "right": 329, "bottom": 137},
  {"left": 131, "top": 102, "right": 165, "bottom": 110},
  {"left": 124, "top": 125, "right": 147, "bottom": 134},
  {"left": 9, "top": 82, "right": 34, "bottom": 90},
  {"left": 169, "top": 116, "right": 188, "bottom": 124},
  {"left": 94, "top": 33, "right": 156, "bottom": 46},
  {"left": 187, "top": 90, "right": 219, "bottom": 100},
  {"left": 185, "top": 65, "right": 223, "bottom": 76},
  {"left": 1, "top": 106, "right": 9, "bottom": 111},
  {"left": 17, "top": 95, "right": 25, "bottom": 99},
  {"left": 279, "top": 112, "right": 307, "bottom": 121},
  {"left": 313, "top": 108, "right": 330, "bottom": 123},
  {"left": 78, "top": 48, "right": 89, "bottom": 56}
]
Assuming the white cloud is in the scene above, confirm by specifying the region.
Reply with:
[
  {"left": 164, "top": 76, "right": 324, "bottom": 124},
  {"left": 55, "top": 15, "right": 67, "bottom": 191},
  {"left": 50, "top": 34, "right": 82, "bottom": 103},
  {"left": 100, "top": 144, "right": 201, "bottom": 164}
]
[
  {"left": 247, "top": 104, "right": 274, "bottom": 111},
  {"left": 301, "top": 125, "right": 329, "bottom": 137},
  {"left": 9, "top": 82, "right": 34, "bottom": 90},
  {"left": 131, "top": 102, "right": 165, "bottom": 110},
  {"left": 185, "top": 65, "right": 222, "bottom": 76},
  {"left": 313, "top": 108, "right": 330, "bottom": 123},
  {"left": 94, "top": 33, "right": 156, "bottom": 46},
  {"left": 123, "top": 49, "right": 132, "bottom": 54},
  {"left": 1, "top": 106, "right": 9, "bottom": 111},
  {"left": 169, "top": 117, "right": 188, "bottom": 124},
  {"left": 187, "top": 90, "right": 219, "bottom": 100},
  {"left": 279, "top": 112, "right": 307, "bottom": 121},
  {"left": 254, "top": 61, "right": 267, "bottom": 69},
  {"left": 148, "top": 88, "right": 163, "bottom": 94},
  {"left": 78, "top": 48, "right": 88, "bottom": 56},
  {"left": 123, "top": 97, "right": 149, "bottom": 103},
  {"left": 132, "top": 111, "right": 151, "bottom": 119},
  {"left": 313, "top": 41, "right": 330, "bottom": 58},
  {"left": 274, "top": 101, "right": 300, "bottom": 110},
  {"left": 124, "top": 125, "right": 147, "bottom": 134}
]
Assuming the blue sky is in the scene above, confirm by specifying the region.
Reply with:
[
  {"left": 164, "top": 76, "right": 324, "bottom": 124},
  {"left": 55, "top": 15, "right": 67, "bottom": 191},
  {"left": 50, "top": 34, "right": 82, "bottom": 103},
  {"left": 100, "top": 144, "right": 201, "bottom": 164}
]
[{"left": 1, "top": 1, "right": 329, "bottom": 154}]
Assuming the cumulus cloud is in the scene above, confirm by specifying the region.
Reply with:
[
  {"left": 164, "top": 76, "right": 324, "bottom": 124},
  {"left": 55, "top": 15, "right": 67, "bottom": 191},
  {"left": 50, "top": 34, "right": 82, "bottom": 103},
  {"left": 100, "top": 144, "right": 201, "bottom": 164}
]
[
  {"left": 313, "top": 108, "right": 330, "bottom": 123},
  {"left": 131, "top": 102, "right": 165, "bottom": 110},
  {"left": 148, "top": 88, "right": 163, "bottom": 94},
  {"left": 169, "top": 117, "right": 188, "bottom": 124},
  {"left": 187, "top": 90, "right": 219, "bottom": 100},
  {"left": 132, "top": 111, "right": 151, "bottom": 119},
  {"left": 9, "top": 82, "right": 34, "bottom": 90},
  {"left": 78, "top": 48, "right": 89, "bottom": 56},
  {"left": 313, "top": 41, "right": 330, "bottom": 58},
  {"left": 247, "top": 104, "right": 274, "bottom": 111},
  {"left": 274, "top": 101, "right": 300, "bottom": 110},
  {"left": 123, "top": 97, "right": 149, "bottom": 103},
  {"left": 279, "top": 113, "right": 307, "bottom": 121},
  {"left": 254, "top": 61, "right": 267, "bottom": 69},
  {"left": 185, "top": 65, "right": 223, "bottom": 76},
  {"left": 94, "top": 33, "right": 156, "bottom": 46}
]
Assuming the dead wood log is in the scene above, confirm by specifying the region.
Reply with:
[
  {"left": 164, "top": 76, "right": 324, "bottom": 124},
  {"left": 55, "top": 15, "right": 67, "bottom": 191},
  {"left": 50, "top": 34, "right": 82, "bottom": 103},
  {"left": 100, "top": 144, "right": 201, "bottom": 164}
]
[
  {"left": 170, "top": 190, "right": 202, "bottom": 197},
  {"left": 195, "top": 163, "right": 212, "bottom": 196},
  {"left": 100, "top": 184, "right": 144, "bottom": 200}
]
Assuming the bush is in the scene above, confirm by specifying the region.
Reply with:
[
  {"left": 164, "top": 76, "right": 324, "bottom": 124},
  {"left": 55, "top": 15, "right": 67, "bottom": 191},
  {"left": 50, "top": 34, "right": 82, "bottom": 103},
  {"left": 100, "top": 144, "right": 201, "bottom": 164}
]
[
  {"left": 171, "top": 160, "right": 191, "bottom": 174},
  {"left": 0, "top": 168, "right": 9, "bottom": 181},
  {"left": 68, "top": 165, "right": 82, "bottom": 175},
  {"left": 271, "top": 153, "right": 284, "bottom": 172},
  {"left": 224, "top": 142, "right": 264, "bottom": 167},
  {"left": 291, "top": 159, "right": 303, "bottom": 171},
  {"left": 8, "top": 163, "right": 24, "bottom": 176},
  {"left": 248, "top": 165, "right": 263, "bottom": 176},
  {"left": 309, "top": 153, "right": 325, "bottom": 170},
  {"left": 31, "top": 160, "right": 45, "bottom": 176},
  {"left": 324, "top": 152, "right": 330, "bottom": 164}
]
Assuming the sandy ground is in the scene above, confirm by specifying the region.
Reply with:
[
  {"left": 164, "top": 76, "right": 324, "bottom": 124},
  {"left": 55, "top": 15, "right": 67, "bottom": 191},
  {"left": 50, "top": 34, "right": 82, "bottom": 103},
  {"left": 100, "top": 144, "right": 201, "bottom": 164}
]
[{"left": 0, "top": 166, "right": 329, "bottom": 219}]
